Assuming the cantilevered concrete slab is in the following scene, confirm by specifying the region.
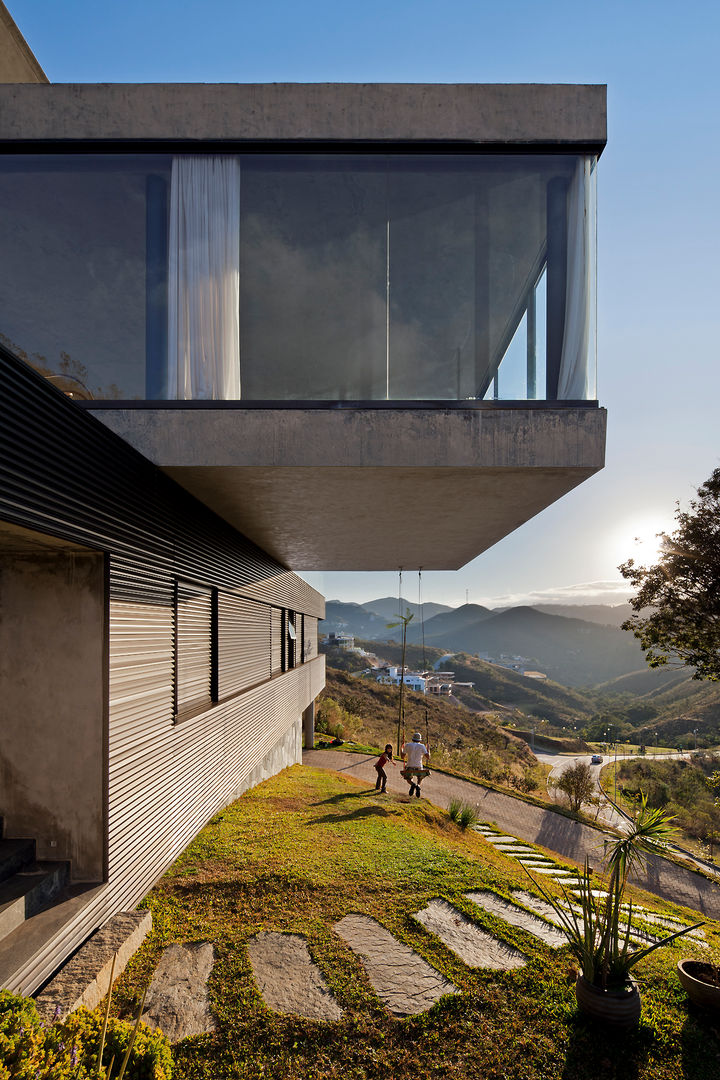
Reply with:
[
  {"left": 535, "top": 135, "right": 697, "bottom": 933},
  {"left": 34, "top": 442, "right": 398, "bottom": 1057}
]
[
  {"left": 89, "top": 405, "right": 606, "bottom": 571},
  {"left": 0, "top": 83, "right": 605, "bottom": 146}
]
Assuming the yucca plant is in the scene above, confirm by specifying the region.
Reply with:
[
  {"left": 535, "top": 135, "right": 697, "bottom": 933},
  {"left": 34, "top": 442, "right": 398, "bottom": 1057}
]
[{"left": 526, "top": 798, "right": 704, "bottom": 990}]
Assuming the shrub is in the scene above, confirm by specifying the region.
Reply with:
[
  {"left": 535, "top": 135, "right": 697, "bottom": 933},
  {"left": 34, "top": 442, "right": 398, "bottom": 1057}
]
[
  {"left": 0, "top": 990, "right": 173, "bottom": 1080},
  {"left": 62, "top": 1008, "right": 173, "bottom": 1080},
  {"left": 448, "top": 799, "right": 480, "bottom": 830}
]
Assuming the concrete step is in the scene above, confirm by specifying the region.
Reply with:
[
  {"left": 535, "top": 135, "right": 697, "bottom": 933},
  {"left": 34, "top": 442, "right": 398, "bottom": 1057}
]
[
  {"left": 0, "top": 838, "right": 36, "bottom": 885},
  {"left": 0, "top": 861, "right": 70, "bottom": 943},
  {"left": 0, "top": 882, "right": 103, "bottom": 995}
]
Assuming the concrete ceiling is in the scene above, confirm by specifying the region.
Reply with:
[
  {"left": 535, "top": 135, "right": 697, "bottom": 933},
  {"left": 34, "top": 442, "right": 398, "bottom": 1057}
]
[{"left": 89, "top": 405, "right": 607, "bottom": 571}]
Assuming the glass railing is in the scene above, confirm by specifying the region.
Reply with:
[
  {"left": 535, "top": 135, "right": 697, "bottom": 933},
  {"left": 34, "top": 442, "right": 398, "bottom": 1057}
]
[{"left": 0, "top": 151, "right": 596, "bottom": 402}]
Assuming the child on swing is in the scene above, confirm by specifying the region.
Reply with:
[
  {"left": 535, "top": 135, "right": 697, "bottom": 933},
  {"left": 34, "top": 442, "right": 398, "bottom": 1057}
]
[
  {"left": 373, "top": 744, "right": 395, "bottom": 793},
  {"left": 401, "top": 732, "right": 430, "bottom": 798}
]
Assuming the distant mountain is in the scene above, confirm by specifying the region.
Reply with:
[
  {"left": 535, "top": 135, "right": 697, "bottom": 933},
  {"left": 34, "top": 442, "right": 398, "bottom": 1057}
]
[
  {"left": 323, "top": 598, "right": 646, "bottom": 687},
  {"left": 420, "top": 603, "right": 495, "bottom": 641},
  {"left": 322, "top": 601, "right": 389, "bottom": 639},
  {"left": 524, "top": 603, "right": 634, "bottom": 628},
  {"left": 364, "top": 596, "right": 453, "bottom": 622},
  {"left": 408, "top": 605, "right": 645, "bottom": 687}
]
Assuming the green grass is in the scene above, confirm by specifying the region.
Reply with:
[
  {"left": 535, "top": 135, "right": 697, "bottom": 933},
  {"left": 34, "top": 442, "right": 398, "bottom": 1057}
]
[{"left": 113, "top": 766, "right": 720, "bottom": 1080}]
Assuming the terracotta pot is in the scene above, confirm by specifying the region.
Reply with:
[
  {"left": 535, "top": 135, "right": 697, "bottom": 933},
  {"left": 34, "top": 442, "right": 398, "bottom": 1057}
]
[
  {"left": 677, "top": 960, "right": 720, "bottom": 1010},
  {"left": 575, "top": 974, "right": 641, "bottom": 1028}
]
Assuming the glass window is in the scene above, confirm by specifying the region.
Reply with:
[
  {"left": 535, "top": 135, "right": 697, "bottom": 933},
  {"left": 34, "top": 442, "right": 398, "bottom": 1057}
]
[{"left": 0, "top": 151, "right": 596, "bottom": 403}]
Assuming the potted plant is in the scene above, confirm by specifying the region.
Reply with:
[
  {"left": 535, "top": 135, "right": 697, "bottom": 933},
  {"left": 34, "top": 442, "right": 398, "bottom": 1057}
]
[
  {"left": 527, "top": 800, "right": 704, "bottom": 1028},
  {"left": 677, "top": 954, "right": 720, "bottom": 1011}
]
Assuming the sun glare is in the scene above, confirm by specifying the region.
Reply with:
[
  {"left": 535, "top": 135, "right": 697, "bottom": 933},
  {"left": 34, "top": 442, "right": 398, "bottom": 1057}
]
[{"left": 611, "top": 519, "right": 673, "bottom": 568}]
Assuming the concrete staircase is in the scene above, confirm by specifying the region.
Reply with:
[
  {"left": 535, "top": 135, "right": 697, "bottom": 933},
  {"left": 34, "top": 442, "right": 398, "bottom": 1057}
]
[{"left": 0, "top": 818, "right": 70, "bottom": 988}]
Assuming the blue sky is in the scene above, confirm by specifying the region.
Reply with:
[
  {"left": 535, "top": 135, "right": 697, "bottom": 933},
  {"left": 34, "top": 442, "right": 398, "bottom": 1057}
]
[{"left": 9, "top": 0, "right": 720, "bottom": 607}]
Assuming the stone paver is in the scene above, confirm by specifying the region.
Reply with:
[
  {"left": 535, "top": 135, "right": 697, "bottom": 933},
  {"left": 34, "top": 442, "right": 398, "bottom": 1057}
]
[
  {"left": 142, "top": 941, "right": 216, "bottom": 1043},
  {"left": 465, "top": 891, "right": 567, "bottom": 948},
  {"left": 303, "top": 751, "right": 720, "bottom": 919},
  {"left": 335, "top": 914, "right": 457, "bottom": 1016},
  {"left": 414, "top": 899, "right": 526, "bottom": 969},
  {"left": 247, "top": 932, "right": 342, "bottom": 1022}
]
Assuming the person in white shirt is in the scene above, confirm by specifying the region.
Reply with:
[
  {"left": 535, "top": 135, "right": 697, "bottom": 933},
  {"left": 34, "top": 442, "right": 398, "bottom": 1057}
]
[{"left": 401, "top": 732, "right": 430, "bottom": 798}]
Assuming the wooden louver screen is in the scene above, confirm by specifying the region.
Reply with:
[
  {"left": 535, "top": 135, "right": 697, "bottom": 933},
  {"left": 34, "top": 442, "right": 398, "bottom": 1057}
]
[
  {"left": 303, "top": 616, "right": 318, "bottom": 661},
  {"left": 175, "top": 582, "right": 212, "bottom": 716},
  {"left": 218, "top": 594, "right": 271, "bottom": 698},
  {"left": 271, "top": 607, "right": 282, "bottom": 674}
]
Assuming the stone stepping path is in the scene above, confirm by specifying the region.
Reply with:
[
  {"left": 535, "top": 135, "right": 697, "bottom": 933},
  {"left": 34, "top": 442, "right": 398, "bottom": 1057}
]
[
  {"left": 465, "top": 891, "right": 567, "bottom": 948},
  {"left": 335, "top": 914, "right": 457, "bottom": 1016},
  {"left": 142, "top": 941, "right": 217, "bottom": 1044},
  {"left": 247, "top": 932, "right": 343, "bottom": 1022},
  {"left": 414, "top": 899, "right": 526, "bottom": 970}
]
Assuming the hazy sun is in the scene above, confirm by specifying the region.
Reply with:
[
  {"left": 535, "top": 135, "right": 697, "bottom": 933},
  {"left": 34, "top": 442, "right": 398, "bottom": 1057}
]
[{"left": 611, "top": 519, "right": 673, "bottom": 568}]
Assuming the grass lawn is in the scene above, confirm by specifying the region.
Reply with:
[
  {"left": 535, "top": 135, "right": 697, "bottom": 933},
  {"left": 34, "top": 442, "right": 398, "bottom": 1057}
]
[{"left": 114, "top": 766, "right": 720, "bottom": 1080}]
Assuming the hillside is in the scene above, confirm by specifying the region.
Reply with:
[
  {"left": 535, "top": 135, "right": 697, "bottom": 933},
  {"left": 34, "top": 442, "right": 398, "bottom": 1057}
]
[
  {"left": 350, "top": 640, "right": 596, "bottom": 726},
  {"left": 317, "top": 665, "right": 538, "bottom": 782}
]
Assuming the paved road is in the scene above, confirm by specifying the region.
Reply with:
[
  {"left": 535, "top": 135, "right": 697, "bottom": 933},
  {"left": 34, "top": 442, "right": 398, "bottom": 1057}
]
[
  {"left": 303, "top": 749, "right": 720, "bottom": 920},
  {"left": 539, "top": 751, "right": 720, "bottom": 880}
]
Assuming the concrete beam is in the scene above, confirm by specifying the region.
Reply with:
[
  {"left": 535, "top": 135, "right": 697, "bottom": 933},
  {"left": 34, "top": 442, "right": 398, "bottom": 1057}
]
[
  {"left": 89, "top": 405, "right": 606, "bottom": 571},
  {"left": 0, "top": 83, "right": 606, "bottom": 146}
]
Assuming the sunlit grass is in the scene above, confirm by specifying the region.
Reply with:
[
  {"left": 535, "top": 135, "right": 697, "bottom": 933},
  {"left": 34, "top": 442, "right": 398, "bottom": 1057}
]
[{"left": 113, "top": 766, "right": 720, "bottom": 1080}]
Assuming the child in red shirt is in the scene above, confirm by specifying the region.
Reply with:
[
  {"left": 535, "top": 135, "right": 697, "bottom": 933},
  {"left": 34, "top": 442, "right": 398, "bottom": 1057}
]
[{"left": 374, "top": 744, "right": 395, "bottom": 793}]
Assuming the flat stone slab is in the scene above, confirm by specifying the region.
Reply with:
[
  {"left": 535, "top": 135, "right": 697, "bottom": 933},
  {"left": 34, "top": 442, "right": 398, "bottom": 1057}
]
[
  {"left": 483, "top": 835, "right": 522, "bottom": 844},
  {"left": 36, "top": 910, "right": 152, "bottom": 1022},
  {"left": 335, "top": 914, "right": 457, "bottom": 1016},
  {"left": 414, "top": 899, "right": 526, "bottom": 970},
  {"left": 142, "top": 941, "right": 217, "bottom": 1043},
  {"left": 465, "top": 891, "right": 567, "bottom": 948},
  {"left": 512, "top": 890, "right": 568, "bottom": 927},
  {"left": 247, "top": 932, "right": 342, "bottom": 1022}
]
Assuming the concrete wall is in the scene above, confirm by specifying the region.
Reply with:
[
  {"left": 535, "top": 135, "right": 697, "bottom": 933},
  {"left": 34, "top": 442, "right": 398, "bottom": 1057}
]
[
  {"left": 0, "top": 551, "right": 106, "bottom": 880},
  {"left": 0, "top": 83, "right": 606, "bottom": 146},
  {"left": 0, "top": 2, "right": 47, "bottom": 83}
]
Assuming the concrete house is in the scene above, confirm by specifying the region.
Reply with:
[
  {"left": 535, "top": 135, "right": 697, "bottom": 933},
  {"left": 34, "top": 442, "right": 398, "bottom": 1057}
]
[{"left": 0, "top": 7, "right": 606, "bottom": 994}]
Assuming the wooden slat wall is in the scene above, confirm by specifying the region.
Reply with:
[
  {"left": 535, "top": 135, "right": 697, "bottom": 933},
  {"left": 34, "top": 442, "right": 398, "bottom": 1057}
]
[
  {"left": 271, "top": 607, "right": 282, "bottom": 674},
  {"left": 0, "top": 343, "right": 328, "bottom": 994},
  {"left": 8, "top": 648, "right": 325, "bottom": 996},
  {"left": 303, "top": 616, "right": 318, "bottom": 661},
  {"left": 218, "top": 593, "right": 271, "bottom": 697},
  {"left": 176, "top": 583, "right": 212, "bottom": 715}
]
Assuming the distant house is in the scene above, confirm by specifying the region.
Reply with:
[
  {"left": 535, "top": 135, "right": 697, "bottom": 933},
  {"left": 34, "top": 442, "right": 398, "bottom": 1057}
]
[{"left": 323, "top": 632, "right": 356, "bottom": 650}]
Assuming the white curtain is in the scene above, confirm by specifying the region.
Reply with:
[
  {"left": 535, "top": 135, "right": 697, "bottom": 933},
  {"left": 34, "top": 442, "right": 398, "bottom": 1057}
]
[
  {"left": 558, "top": 156, "right": 597, "bottom": 399},
  {"left": 168, "top": 156, "right": 241, "bottom": 399}
]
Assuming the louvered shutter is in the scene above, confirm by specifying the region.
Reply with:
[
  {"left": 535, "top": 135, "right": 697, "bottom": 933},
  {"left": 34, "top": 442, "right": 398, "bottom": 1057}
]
[
  {"left": 175, "top": 582, "right": 212, "bottom": 716},
  {"left": 218, "top": 594, "right": 271, "bottom": 697}
]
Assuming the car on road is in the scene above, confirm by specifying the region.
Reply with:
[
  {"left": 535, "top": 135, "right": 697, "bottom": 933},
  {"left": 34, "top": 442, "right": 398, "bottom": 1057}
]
[{"left": 591, "top": 754, "right": 603, "bottom": 765}]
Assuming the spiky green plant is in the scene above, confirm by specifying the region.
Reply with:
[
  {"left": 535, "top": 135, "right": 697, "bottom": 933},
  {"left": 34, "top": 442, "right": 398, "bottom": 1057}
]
[{"left": 526, "top": 798, "right": 704, "bottom": 989}]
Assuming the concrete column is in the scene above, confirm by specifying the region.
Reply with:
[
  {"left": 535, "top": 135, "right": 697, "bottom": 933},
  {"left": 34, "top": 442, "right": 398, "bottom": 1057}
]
[{"left": 302, "top": 700, "right": 315, "bottom": 750}]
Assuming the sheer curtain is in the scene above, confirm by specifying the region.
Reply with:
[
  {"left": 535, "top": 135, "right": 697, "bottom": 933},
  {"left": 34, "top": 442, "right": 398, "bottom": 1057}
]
[
  {"left": 167, "top": 156, "right": 241, "bottom": 399},
  {"left": 558, "top": 156, "right": 597, "bottom": 400}
]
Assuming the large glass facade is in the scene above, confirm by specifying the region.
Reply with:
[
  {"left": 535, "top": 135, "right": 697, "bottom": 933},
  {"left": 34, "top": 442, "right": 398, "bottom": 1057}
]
[{"left": 0, "top": 152, "right": 596, "bottom": 402}]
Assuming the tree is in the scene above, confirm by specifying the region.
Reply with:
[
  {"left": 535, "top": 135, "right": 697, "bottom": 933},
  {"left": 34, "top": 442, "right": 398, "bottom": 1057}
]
[
  {"left": 620, "top": 468, "right": 720, "bottom": 681},
  {"left": 557, "top": 761, "right": 596, "bottom": 813}
]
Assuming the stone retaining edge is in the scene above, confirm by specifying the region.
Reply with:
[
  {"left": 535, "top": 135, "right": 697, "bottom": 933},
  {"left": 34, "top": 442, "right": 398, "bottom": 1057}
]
[{"left": 35, "top": 910, "right": 152, "bottom": 1022}]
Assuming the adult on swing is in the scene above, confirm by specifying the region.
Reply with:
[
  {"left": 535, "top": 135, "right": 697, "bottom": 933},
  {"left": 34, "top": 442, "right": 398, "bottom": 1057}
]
[{"left": 401, "top": 732, "right": 430, "bottom": 798}]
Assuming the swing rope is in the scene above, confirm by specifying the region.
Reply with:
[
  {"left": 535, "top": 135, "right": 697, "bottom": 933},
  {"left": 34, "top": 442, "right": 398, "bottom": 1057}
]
[{"left": 419, "top": 568, "right": 429, "bottom": 750}]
